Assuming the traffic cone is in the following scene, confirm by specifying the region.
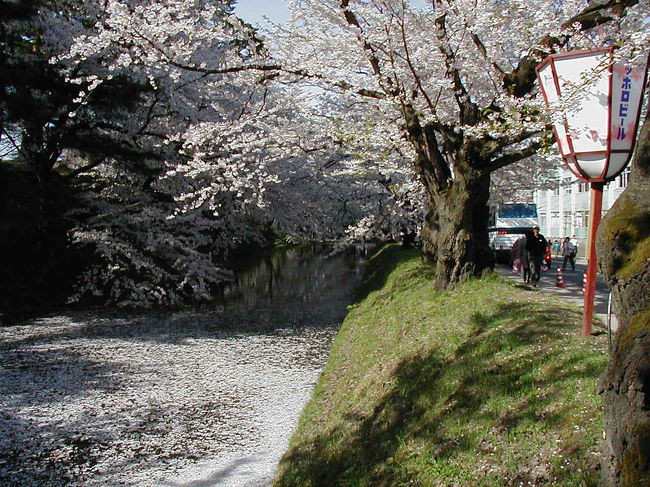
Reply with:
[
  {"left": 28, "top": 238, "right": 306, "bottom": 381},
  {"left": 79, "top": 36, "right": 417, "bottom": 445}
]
[
  {"left": 556, "top": 267, "right": 566, "bottom": 288},
  {"left": 582, "top": 272, "right": 587, "bottom": 295}
]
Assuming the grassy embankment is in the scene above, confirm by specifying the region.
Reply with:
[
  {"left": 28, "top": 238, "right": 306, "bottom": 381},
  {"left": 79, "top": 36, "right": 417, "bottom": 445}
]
[{"left": 274, "top": 244, "right": 609, "bottom": 487}]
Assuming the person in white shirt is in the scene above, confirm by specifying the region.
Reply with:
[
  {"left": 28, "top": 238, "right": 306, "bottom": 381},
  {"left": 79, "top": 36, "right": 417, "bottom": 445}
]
[
  {"left": 562, "top": 237, "right": 576, "bottom": 271},
  {"left": 570, "top": 235, "right": 579, "bottom": 257}
]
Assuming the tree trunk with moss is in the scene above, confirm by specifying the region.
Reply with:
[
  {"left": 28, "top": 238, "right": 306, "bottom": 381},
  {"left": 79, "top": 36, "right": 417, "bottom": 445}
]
[
  {"left": 419, "top": 156, "right": 493, "bottom": 289},
  {"left": 596, "top": 111, "right": 650, "bottom": 486}
]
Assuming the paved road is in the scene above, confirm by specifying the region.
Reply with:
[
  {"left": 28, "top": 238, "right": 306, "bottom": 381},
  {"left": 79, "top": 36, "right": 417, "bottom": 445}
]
[{"left": 494, "top": 256, "right": 618, "bottom": 332}]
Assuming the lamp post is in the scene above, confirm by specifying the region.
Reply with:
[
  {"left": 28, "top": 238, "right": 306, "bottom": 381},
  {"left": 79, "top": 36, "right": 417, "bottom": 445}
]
[{"left": 536, "top": 47, "right": 649, "bottom": 337}]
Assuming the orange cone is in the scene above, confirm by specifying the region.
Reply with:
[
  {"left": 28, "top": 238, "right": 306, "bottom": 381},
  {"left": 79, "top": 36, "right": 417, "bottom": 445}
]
[{"left": 556, "top": 267, "right": 566, "bottom": 288}]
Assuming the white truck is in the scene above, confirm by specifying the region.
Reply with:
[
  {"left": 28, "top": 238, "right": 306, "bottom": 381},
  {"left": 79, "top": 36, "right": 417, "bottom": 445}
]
[{"left": 488, "top": 203, "right": 539, "bottom": 264}]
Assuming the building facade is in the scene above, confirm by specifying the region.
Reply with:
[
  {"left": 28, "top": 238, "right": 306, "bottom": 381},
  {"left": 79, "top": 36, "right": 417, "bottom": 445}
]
[{"left": 533, "top": 166, "right": 631, "bottom": 255}]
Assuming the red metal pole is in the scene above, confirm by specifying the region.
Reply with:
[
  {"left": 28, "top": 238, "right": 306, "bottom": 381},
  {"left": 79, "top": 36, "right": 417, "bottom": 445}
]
[{"left": 582, "top": 182, "right": 604, "bottom": 337}]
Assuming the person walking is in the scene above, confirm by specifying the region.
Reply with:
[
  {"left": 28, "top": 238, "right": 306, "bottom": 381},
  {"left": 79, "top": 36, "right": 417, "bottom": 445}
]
[
  {"left": 525, "top": 226, "right": 548, "bottom": 287},
  {"left": 570, "top": 235, "right": 579, "bottom": 258},
  {"left": 552, "top": 239, "right": 561, "bottom": 257},
  {"left": 515, "top": 235, "right": 530, "bottom": 283},
  {"left": 561, "top": 236, "right": 576, "bottom": 271}
]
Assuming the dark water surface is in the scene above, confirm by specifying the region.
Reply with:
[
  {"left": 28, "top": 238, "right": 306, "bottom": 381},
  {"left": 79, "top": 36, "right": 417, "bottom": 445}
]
[{"left": 217, "top": 244, "right": 373, "bottom": 329}]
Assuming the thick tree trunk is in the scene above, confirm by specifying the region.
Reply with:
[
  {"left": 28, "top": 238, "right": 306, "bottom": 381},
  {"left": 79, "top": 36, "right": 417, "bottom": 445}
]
[
  {"left": 596, "top": 112, "right": 650, "bottom": 487},
  {"left": 420, "top": 162, "right": 493, "bottom": 289}
]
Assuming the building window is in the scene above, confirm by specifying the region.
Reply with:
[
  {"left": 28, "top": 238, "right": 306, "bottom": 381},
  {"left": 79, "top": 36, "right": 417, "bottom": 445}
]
[
  {"left": 564, "top": 178, "right": 573, "bottom": 193},
  {"left": 617, "top": 167, "right": 631, "bottom": 188},
  {"left": 563, "top": 211, "right": 572, "bottom": 232},
  {"left": 551, "top": 211, "right": 560, "bottom": 219},
  {"left": 575, "top": 211, "right": 588, "bottom": 228},
  {"left": 540, "top": 215, "right": 547, "bottom": 227}
]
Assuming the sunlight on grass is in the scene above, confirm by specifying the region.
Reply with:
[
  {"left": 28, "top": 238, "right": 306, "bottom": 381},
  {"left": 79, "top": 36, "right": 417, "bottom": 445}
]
[{"left": 274, "top": 245, "right": 608, "bottom": 487}]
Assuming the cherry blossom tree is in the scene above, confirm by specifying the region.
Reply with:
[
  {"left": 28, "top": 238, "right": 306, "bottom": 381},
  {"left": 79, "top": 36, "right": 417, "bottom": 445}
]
[
  {"left": 259, "top": 91, "right": 424, "bottom": 245},
  {"left": 1, "top": 0, "right": 281, "bottom": 308},
  {"left": 270, "top": 0, "right": 648, "bottom": 288},
  {"left": 50, "top": 0, "right": 288, "bottom": 306},
  {"left": 3, "top": 0, "right": 419, "bottom": 308},
  {"left": 3, "top": 0, "right": 646, "bottom": 309}
]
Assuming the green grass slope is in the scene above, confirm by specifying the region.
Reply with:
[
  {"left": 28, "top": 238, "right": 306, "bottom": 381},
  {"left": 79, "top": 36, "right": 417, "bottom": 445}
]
[{"left": 274, "top": 245, "right": 608, "bottom": 487}]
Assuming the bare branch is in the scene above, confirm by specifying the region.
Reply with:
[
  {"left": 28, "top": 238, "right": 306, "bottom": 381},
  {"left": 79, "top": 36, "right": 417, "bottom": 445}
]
[{"left": 1, "top": 127, "right": 27, "bottom": 161}]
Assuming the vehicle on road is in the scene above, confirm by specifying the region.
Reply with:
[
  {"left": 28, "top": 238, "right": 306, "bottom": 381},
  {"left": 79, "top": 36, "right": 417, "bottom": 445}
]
[{"left": 488, "top": 203, "right": 539, "bottom": 264}]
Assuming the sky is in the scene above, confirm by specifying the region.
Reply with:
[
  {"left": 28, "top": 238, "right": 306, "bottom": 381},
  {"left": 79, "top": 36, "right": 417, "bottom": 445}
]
[
  {"left": 234, "top": 0, "right": 428, "bottom": 25},
  {"left": 234, "top": 0, "right": 290, "bottom": 26}
]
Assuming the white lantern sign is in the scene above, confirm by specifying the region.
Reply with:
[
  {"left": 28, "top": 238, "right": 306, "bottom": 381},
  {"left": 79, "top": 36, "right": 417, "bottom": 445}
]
[{"left": 536, "top": 48, "right": 649, "bottom": 182}]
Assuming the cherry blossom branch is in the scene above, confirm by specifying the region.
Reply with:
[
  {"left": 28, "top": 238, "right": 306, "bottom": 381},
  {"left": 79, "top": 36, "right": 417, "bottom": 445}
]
[
  {"left": 504, "top": 0, "right": 640, "bottom": 96},
  {"left": 487, "top": 145, "right": 543, "bottom": 172},
  {"left": 160, "top": 56, "right": 389, "bottom": 100},
  {"left": 396, "top": 7, "right": 438, "bottom": 116},
  {"left": 64, "top": 156, "right": 108, "bottom": 179},
  {"left": 339, "top": 0, "right": 400, "bottom": 97},
  {"left": 484, "top": 136, "right": 552, "bottom": 173},
  {"left": 433, "top": 11, "right": 479, "bottom": 126}
]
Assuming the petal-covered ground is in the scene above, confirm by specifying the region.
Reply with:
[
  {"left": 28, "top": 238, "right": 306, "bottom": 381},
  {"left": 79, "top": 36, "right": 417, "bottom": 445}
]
[{"left": 0, "top": 311, "right": 335, "bottom": 487}]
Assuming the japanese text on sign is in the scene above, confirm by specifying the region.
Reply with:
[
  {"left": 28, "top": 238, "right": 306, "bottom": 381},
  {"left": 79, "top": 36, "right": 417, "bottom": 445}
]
[{"left": 617, "top": 67, "right": 633, "bottom": 140}]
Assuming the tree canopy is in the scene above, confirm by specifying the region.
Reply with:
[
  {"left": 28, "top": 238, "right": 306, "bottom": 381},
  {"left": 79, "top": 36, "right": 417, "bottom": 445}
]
[
  {"left": 1, "top": 0, "right": 648, "bottom": 305},
  {"left": 268, "top": 0, "right": 648, "bottom": 286}
]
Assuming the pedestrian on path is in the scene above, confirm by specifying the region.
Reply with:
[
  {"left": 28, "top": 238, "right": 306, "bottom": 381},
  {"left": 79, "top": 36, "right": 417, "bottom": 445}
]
[
  {"left": 570, "top": 235, "right": 579, "bottom": 258},
  {"left": 525, "top": 226, "right": 548, "bottom": 287},
  {"left": 553, "top": 239, "right": 561, "bottom": 256},
  {"left": 515, "top": 235, "right": 530, "bottom": 283},
  {"left": 561, "top": 236, "right": 576, "bottom": 271}
]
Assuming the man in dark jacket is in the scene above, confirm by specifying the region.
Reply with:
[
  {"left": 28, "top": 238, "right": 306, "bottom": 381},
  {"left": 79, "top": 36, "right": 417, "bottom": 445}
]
[{"left": 525, "top": 226, "right": 548, "bottom": 287}]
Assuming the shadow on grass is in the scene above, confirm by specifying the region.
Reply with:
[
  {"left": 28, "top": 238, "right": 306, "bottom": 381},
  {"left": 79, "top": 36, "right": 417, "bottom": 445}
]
[
  {"left": 353, "top": 246, "right": 424, "bottom": 304},
  {"left": 276, "top": 302, "right": 604, "bottom": 487}
]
